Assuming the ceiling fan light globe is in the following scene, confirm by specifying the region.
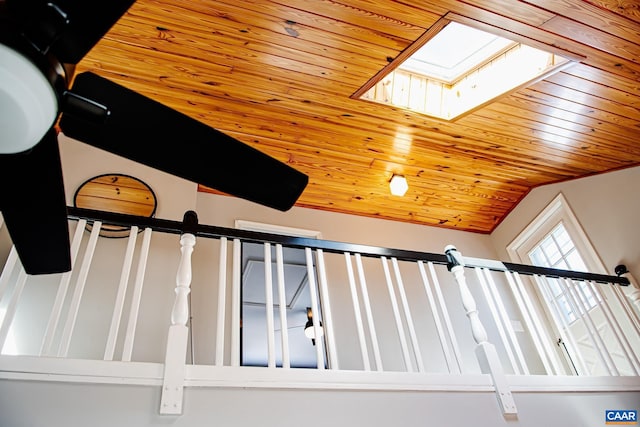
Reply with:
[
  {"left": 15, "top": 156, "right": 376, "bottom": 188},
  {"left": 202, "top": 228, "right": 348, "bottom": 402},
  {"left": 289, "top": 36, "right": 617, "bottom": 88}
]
[
  {"left": 304, "top": 320, "right": 324, "bottom": 339},
  {"left": 0, "top": 43, "right": 58, "bottom": 154}
]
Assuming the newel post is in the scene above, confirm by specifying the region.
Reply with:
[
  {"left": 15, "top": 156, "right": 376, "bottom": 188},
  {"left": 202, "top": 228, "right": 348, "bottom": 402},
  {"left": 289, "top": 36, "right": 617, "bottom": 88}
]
[
  {"left": 615, "top": 265, "right": 640, "bottom": 334},
  {"left": 616, "top": 265, "right": 640, "bottom": 313},
  {"left": 160, "top": 211, "right": 198, "bottom": 415},
  {"left": 445, "top": 245, "right": 517, "bottom": 418}
]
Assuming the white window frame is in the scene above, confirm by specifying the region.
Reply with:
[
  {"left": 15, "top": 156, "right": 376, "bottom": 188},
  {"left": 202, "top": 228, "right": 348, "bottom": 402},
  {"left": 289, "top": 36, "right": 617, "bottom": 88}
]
[
  {"left": 507, "top": 193, "right": 608, "bottom": 326},
  {"left": 506, "top": 193, "right": 606, "bottom": 274},
  {"left": 506, "top": 193, "right": 610, "bottom": 374}
]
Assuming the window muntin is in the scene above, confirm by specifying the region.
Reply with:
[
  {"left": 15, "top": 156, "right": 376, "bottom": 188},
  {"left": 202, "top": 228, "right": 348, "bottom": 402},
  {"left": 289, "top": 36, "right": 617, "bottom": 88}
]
[{"left": 527, "top": 222, "right": 600, "bottom": 324}]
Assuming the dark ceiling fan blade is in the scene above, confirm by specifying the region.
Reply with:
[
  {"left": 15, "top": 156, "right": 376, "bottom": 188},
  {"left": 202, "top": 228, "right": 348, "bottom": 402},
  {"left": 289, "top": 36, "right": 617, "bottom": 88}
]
[
  {"left": 59, "top": 72, "right": 308, "bottom": 211},
  {"left": 5, "top": 0, "right": 135, "bottom": 64},
  {"left": 0, "top": 129, "right": 71, "bottom": 274}
]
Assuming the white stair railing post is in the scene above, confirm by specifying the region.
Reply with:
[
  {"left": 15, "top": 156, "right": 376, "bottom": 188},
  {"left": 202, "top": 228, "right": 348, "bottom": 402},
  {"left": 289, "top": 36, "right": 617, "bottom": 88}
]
[
  {"left": 615, "top": 265, "right": 640, "bottom": 324},
  {"left": 445, "top": 245, "right": 517, "bottom": 418},
  {"left": 160, "top": 211, "right": 197, "bottom": 416}
]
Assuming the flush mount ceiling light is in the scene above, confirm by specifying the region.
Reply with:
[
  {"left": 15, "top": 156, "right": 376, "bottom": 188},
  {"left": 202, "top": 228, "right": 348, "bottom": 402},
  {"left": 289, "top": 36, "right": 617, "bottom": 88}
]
[
  {"left": 389, "top": 174, "right": 408, "bottom": 196},
  {"left": 353, "top": 17, "right": 580, "bottom": 121}
]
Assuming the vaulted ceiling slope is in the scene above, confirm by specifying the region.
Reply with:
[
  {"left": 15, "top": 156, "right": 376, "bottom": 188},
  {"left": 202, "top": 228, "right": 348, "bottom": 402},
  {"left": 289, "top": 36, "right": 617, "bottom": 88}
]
[{"left": 75, "top": 0, "right": 640, "bottom": 233}]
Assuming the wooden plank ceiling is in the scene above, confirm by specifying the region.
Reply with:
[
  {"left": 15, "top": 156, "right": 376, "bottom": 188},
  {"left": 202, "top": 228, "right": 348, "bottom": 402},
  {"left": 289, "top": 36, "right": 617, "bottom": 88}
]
[{"left": 74, "top": 0, "right": 640, "bottom": 233}]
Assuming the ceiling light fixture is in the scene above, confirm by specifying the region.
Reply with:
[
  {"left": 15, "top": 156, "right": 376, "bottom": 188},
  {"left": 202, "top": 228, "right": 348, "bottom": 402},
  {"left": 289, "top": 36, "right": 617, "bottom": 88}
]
[
  {"left": 304, "top": 307, "right": 323, "bottom": 345},
  {"left": 389, "top": 174, "right": 408, "bottom": 196}
]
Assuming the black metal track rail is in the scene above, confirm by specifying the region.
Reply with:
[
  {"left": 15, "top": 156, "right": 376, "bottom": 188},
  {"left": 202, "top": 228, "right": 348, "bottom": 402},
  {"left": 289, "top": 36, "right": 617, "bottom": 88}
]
[{"left": 66, "top": 207, "right": 630, "bottom": 286}]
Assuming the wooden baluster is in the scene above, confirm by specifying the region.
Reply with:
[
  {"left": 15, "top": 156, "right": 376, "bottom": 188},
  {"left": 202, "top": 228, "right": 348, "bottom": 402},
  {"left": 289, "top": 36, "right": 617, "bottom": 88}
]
[
  {"left": 506, "top": 272, "right": 561, "bottom": 375},
  {"left": 305, "top": 248, "right": 325, "bottom": 370},
  {"left": 41, "top": 220, "right": 86, "bottom": 357},
  {"left": 230, "top": 239, "right": 241, "bottom": 367},
  {"left": 275, "top": 244, "right": 291, "bottom": 369},
  {"left": 475, "top": 267, "right": 526, "bottom": 375},
  {"left": 355, "top": 253, "right": 383, "bottom": 371},
  {"left": 104, "top": 225, "right": 139, "bottom": 361},
  {"left": 423, "top": 260, "right": 464, "bottom": 373},
  {"left": 445, "top": 245, "right": 517, "bottom": 417},
  {"left": 534, "top": 274, "right": 588, "bottom": 375},
  {"left": 0, "top": 268, "right": 27, "bottom": 353},
  {"left": 446, "top": 247, "right": 488, "bottom": 345},
  {"left": 161, "top": 211, "right": 197, "bottom": 415},
  {"left": 561, "top": 277, "right": 615, "bottom": 375},
  {"left": 215, "top": 237, "right": 228, "bottom": 367},
  {"left": 381, "top": 256, "right": 412, "bottom": 372},
  {"left": 264, "top": 243, "right": 276, "bottom": 368},
  {"left": 121, "top": 227, "right": 153, "bottom": 362},
  {"left": 316, "top": 249, "right": 338, "bottom": 370},
  {"left": 391, "top": 258, "right": 424, "bottom": 373},
  {"left": 171, "top": 233, "right": 195, "bottom": 326},
  {"left": 344, "top": 252, "right": 370, "bottom": 371},
  {"left": 0, "top": 247, "right": 19, "bottom": 307},
  {"left": 587, "top": 281, "right": 640, "bottom": 375},
  {"left": 58, "top": 221, "right": 102, "bottom": 357}
]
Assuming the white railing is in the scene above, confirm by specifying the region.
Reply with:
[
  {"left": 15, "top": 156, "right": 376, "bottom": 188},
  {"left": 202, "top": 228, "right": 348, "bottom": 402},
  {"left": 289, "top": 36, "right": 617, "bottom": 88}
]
[{"left": 0, "top": 208, "right": 638, "bottom": 418}]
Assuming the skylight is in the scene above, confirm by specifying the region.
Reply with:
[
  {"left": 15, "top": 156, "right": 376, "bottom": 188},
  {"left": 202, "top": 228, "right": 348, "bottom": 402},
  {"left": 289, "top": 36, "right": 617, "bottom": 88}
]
[
  {"left": 401, "top": 22, "right": 514, "bottom": 84},
  {"left": 354, "top": 19, "right": 576, "bottom": 121}
]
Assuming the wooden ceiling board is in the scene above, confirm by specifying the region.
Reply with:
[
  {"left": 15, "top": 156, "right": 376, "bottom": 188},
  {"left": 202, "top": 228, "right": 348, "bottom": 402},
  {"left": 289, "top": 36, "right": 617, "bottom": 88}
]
[{"left": 73, "top": 0, "right": 640, "bottom": 233}]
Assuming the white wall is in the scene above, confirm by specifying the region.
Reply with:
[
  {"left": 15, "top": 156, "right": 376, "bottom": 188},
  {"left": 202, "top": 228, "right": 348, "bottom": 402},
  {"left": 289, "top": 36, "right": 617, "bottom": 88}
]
[
  {"left": 58, "top": 133, "right": 198, "bottom": 221},
  {"left": 1, "top": 379, "right": 638, "bottom": 427},
  {"left": 194, "top": 191, "right": 498, "bottom": 257},
  {"left": 491, "top": 165, "right": 640, "bottom": 280}
]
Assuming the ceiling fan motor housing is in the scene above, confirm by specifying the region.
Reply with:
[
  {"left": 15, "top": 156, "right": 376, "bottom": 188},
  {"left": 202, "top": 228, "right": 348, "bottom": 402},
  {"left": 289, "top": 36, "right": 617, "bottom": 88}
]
[{"left": 0, "top": 20, "right": 67, "bottom": 154}]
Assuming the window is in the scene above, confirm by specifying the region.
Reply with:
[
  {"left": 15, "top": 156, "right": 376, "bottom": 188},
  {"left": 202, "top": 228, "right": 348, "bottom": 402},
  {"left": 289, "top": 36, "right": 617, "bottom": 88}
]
[
  {"left": 507, "top": 194, "right": 607, "bottom": 325},
  {"left": 508, "top": 193, "right": 638, "bottom": 375},
  {"left": 507, "top": 193, "right": 606, "bottom": 274},
  {"left": 527, "top": 222, "right": 600, "bottom": 324}
]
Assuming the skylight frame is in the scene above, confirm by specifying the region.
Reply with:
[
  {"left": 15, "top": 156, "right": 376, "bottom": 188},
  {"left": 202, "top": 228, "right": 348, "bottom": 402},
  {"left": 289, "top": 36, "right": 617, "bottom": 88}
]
[
  {"left": 399, "top": 21, "right": 517, "bottom": 85},
  {"left": 352, "top": 16, "right": 582, "bottom": 122}
]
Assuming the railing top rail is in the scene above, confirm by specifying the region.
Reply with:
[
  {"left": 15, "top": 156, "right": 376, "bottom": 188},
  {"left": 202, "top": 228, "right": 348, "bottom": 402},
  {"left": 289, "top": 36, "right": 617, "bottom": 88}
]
[
  {"left": 66, "top": 207, "right": 450, "bottom": 264},
  {"left": 67, "top": 207, "right": 630, "bottom": 286},
  {"left": 460, "top": 255, "right": 630, "bottom": 286}
]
